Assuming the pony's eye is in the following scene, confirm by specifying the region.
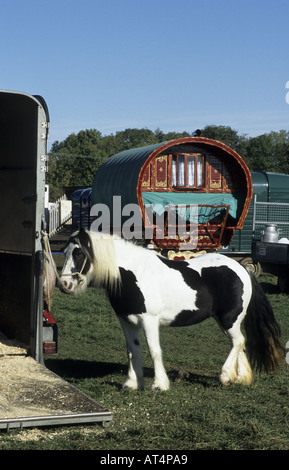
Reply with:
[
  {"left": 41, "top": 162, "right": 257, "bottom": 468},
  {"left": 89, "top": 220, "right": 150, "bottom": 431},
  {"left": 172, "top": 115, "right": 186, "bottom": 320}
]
[{"left": 73, "top": 248, "right": 83, "bottom": 262}]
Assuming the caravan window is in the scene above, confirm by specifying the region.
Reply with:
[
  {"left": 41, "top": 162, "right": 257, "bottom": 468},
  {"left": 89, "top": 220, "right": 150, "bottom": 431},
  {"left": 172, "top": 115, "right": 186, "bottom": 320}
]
[{"left": 172, "top": 154, "right": 204, "bottom": 188}]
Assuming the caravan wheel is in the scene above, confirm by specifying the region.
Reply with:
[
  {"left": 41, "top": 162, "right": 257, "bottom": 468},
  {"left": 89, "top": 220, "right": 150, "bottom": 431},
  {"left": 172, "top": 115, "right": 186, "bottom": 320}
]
[
  {"left": 240, "top": 257, "right": 262, "bottom": 278},
  {"left": 278, "top": 274, "right": 289, "bottom": 293}
]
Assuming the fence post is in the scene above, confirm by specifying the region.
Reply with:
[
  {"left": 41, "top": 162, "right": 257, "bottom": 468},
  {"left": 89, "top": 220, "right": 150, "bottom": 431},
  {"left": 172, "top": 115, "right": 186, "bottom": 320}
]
[{"left": 48, "top": 195, "right": 72, "bottom": 237}]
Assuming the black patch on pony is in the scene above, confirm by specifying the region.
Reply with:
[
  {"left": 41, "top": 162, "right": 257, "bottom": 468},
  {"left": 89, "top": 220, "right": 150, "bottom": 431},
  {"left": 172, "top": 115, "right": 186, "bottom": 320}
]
[
  {"left": 157, "top": 256, "right": 202, "bottom": 290},
  {"left": 201, "top": 266, "right": 244, "bottom": 330},
  {"left": 170, "top": 308, "right": 209, "bottom": 327},
  {"left": 72, "top": 247, "right": 91, "bottom": 275},
  {"left": 157, "top": 256, "right": 243, "bottom": 330},
  {"left": 65, "top": 228, "right": 94, "bottom": 277},
  {"left": 77, "top": 227, "right": 94, "bottom": 263},
  {"left": 108, "top": 267, "right": 146, "bottom": 317}
]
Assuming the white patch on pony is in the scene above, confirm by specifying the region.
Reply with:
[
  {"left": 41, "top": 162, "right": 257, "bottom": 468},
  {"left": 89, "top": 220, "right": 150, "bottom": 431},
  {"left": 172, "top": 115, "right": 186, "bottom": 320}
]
[
  {"left": 112, "top": 240, "right": 198, "bottom": 325},
  {"left": 219, "top": 326, "right": 254, "bottom": 386}
]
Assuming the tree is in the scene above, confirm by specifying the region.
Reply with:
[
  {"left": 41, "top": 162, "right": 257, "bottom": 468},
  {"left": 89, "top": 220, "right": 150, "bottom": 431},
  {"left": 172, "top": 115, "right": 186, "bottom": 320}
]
[
  {"left": 114, "top": 128, "right": 158, "bottom": 150},
  {"left": 48, "top": 129, "right": 106, "bottom": 200},
  {"left": 201, "top": 125, "right": 249, "bottom": 163},
  {"left": 246, "top": 130, "right": 289, "bottom": 173},
  {"left": 47, "top": 126, "right": 289, "bottom": 201}
]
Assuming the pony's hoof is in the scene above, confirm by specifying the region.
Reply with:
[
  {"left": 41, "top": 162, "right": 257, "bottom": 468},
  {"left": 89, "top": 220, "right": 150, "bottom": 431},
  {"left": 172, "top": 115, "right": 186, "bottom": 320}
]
[
  {"left": 152, "top": 381, "right": 170, "bottom": 391},
  {"left": 219, "top": 373, "right": 232, "bottom": 386},
  {"left": 123, "top": 378, "right": 144, "bottom": 391}
]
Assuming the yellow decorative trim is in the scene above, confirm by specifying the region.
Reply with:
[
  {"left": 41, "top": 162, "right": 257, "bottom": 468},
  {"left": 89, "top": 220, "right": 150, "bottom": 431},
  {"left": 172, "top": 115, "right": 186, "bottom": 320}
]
[{"left": 167, "top": 250, "right": 206, "bottom": 260}]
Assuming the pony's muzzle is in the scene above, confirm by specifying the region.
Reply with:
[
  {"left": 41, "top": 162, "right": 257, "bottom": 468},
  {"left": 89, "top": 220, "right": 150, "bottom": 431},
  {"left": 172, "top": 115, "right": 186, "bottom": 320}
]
[
  {"left": 59, "top": 278, "right": 74, "bottom": 293},
  {"left": 62, "top": 279, "right": 73, "bottom": 290}
]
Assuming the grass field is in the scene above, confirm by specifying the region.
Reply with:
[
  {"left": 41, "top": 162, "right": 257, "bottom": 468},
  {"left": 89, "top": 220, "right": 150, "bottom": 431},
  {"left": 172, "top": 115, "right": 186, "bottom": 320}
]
[{"left": 1, "top": 273, "right": 289, "bottom": 450}]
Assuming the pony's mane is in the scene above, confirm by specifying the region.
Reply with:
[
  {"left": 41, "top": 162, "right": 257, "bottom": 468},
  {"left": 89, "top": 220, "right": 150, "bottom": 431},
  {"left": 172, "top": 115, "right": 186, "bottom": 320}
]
[
  {"left": 88, "top": 231, "right": 122, "bottom": 292},
  {"left": 87, "top": 231, "right": 159, "bottom": 291}
]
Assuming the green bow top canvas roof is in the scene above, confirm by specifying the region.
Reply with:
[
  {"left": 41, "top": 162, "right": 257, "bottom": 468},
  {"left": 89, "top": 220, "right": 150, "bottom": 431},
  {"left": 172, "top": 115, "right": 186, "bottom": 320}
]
[{"left": 92, "top": 141, "right": 163, "bottom": 208}]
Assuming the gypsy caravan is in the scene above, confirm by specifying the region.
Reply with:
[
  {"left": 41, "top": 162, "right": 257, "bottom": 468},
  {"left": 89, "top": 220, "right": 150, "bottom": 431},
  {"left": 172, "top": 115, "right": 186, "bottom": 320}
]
[{"left": 91, "top": 137, "right": 252, "bottom": 259}]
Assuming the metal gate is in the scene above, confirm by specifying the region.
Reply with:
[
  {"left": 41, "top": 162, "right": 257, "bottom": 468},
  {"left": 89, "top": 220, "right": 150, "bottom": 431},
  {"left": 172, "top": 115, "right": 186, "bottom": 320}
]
[{"left": 252, "top": 194, "right": 289, "bottom": 240}]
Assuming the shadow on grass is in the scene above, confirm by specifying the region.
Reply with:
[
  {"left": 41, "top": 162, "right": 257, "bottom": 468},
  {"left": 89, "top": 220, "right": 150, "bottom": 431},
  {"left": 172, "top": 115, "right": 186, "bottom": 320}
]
[
  {"left": 45, "top": 358, "right": 126, "bottom": 380},
  {"left": 45, "top": 358, "right": 218, "bottom": 389},
  {"left": 168, "top": 369, "right": 219, "bottom": 387},
  {"left": 259, "top": 281, "right": 280, "bottom": 294}
]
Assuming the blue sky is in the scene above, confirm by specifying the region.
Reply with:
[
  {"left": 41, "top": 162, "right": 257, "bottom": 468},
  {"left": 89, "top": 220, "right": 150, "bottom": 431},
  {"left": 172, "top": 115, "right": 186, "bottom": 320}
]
[{"left": 1, "top": 0, "right": 289, "bottom": 149}]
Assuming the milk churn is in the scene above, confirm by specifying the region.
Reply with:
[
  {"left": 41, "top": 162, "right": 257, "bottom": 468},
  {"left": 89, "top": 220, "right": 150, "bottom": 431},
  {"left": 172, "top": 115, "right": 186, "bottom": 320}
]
[{"left": 261, "top": 223, "right": 279, "bottom": 243}]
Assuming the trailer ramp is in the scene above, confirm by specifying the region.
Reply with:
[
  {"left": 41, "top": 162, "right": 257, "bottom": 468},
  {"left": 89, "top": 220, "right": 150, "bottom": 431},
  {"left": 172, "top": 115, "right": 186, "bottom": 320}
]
[{"left": 0, "top": 335, "right": 112, "bottom": 432}]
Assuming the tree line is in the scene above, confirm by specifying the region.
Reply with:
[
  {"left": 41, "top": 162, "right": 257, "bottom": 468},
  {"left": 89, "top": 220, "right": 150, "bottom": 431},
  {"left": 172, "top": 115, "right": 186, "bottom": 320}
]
[{"left": 47, "top": 125, "right": 289, "bottom": 200}]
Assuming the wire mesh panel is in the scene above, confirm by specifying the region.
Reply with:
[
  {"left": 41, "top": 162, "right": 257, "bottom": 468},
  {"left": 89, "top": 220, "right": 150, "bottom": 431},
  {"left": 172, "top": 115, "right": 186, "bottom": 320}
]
[{"left": 253, "top": 196, "right": 289, "bottom": 239}]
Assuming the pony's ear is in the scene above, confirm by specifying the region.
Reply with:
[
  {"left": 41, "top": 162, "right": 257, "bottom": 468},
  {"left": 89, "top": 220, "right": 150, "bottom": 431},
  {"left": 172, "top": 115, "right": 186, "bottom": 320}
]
[{"left": 78, "top": 228, "right": 94, "bottom": 263}]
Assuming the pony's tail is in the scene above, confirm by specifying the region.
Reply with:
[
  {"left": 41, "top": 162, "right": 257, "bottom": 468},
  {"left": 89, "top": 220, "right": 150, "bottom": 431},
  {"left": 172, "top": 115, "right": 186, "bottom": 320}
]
[{"left": 244, "top": 273, "right": 284, "bottom": 373}]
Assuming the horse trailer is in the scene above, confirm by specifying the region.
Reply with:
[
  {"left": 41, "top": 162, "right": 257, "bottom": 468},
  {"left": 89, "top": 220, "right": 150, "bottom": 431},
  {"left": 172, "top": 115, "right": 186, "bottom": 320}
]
[
  {"left": 0, "top": 90, "right": 112, "bottom": 431},
  {"left": 221, "top": 171, "right": 289, "bottom": 276},
  {"left": 251, "top": 192, "right": 289, "bottom": 291}
]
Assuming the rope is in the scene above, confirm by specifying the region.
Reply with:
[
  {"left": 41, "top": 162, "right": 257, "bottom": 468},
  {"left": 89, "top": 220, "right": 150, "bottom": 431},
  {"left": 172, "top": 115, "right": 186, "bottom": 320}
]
[
  {"left": 43, "top": 250, "right": 52, "bottom": 311},
  {"left": 41, "top": 231, "right": 87, "bottom": 295}
]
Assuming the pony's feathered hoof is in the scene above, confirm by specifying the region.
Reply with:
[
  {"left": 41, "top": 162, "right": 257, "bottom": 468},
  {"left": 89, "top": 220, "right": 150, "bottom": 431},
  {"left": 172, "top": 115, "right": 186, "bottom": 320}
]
[
  {"left": 123, "top": 378, "right": 144, "bottom": 391},
  {"left": 219, "top": 370, "right": 253, "bottom": 386},
  {"left": 219, "top": 373, "right": 233, "bottom": 386},
  {"left": 152, "top": 377, "right": 170, "bottom": 391}
]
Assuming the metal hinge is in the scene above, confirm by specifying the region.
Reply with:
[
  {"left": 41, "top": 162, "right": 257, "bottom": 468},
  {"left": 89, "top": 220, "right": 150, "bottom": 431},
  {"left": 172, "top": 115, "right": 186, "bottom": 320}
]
[
  {"left": 40, "top": 154, "right": 49, "bottom": 172},
  {"left": 41, "top": 121, "right": 50, "bottom": 140}
]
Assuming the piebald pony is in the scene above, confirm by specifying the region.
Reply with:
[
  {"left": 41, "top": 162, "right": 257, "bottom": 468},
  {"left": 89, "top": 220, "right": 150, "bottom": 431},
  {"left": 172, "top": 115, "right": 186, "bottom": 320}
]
[{"left": 60, "top": 228, "right": 284, "bottom": 391}]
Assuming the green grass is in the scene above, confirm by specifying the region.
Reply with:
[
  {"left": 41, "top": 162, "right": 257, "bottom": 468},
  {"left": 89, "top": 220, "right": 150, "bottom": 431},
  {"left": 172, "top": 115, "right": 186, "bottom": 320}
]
[{"left": 1, "top": 274, "right": 289, "bottom": 450}]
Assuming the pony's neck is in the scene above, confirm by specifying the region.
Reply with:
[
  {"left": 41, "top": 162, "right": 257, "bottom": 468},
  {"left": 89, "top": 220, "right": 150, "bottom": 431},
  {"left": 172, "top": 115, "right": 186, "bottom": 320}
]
[
  {"left": 88, "top": 232, "right": 154, "bottom": 291},
  {"left": 89, "top": 232, "right": 121, "bottom": 292}
]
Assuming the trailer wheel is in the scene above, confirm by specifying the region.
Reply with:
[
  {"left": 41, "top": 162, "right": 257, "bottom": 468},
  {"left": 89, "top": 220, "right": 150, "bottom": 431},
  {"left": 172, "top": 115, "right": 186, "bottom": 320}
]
[
  {"left": 278, "top": 275, "right": 289, "bottom": 293},
  {"left": 240, "top": 257, "right": 262, "bottom": 278}
]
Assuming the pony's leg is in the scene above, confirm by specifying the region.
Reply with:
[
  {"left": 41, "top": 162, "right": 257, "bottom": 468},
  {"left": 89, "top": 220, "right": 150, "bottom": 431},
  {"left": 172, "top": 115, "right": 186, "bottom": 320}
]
[
  {"left": 118, "top": 317, "right": 144, "bottom": 390},
  {"left": 219, "top": 320, "right": 253, "bottom": 386},
  {"left": 142, "top": 316, "right": 170, "bottom": 391}
]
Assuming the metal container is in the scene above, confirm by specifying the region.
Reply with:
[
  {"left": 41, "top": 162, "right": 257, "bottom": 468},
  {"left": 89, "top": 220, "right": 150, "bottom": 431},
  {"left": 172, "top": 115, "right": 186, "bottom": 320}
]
[{"left": 261, "top": 223, "right": 279, "bottom": 243}]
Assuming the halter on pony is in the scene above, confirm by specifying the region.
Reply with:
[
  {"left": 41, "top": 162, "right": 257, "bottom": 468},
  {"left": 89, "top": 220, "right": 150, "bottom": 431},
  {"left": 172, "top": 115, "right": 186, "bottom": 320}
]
[
  {"left": 61, "top": 253, "right": 88, "bottom": 286},
  {"left": 42, "top": 230, "right": 88, "bottom": 294}
]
